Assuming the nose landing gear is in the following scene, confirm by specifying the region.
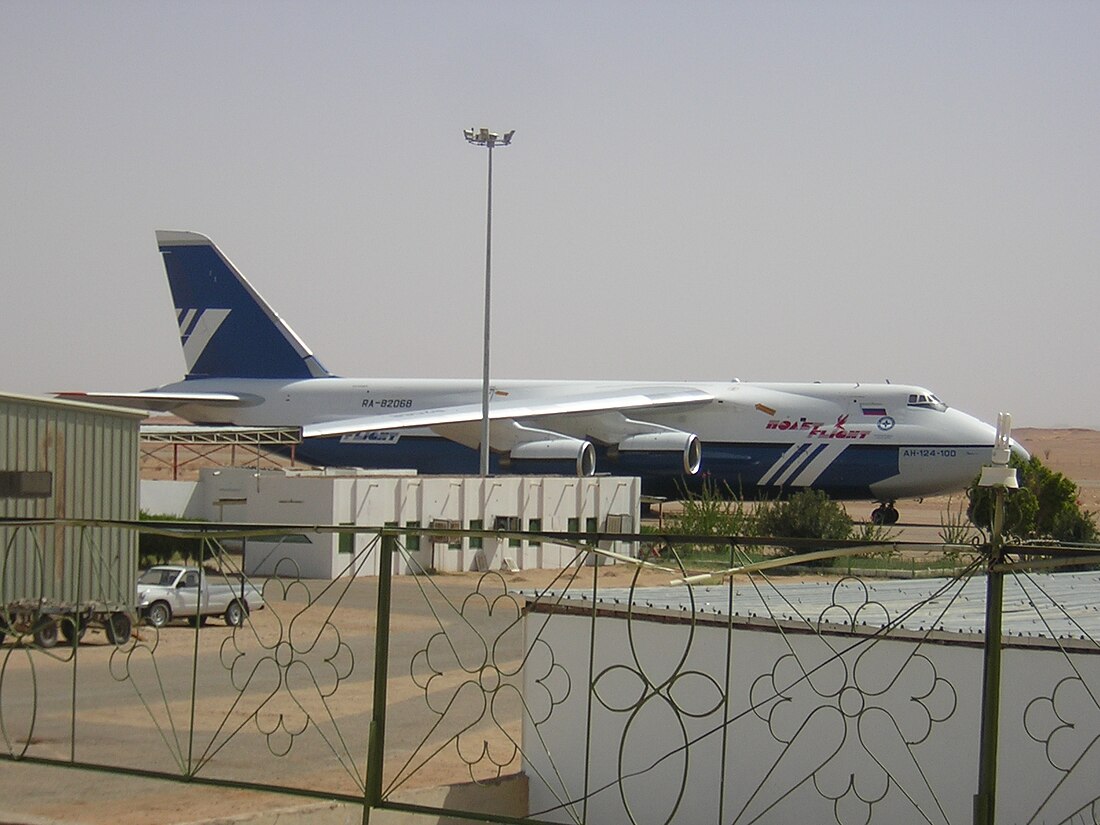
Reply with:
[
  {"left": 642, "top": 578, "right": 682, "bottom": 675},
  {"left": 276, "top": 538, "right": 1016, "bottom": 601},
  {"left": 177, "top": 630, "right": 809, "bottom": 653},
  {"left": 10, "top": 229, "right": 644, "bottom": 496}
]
[{"left": 870, "top": 502, "right": 899, "bottom": 525}]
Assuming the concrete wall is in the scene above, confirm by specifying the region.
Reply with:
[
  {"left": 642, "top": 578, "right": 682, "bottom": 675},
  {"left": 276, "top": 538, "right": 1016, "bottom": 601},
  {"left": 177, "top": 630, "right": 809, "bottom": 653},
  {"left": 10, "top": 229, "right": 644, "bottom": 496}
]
[
  {"left": 523, "top": 608, "right": 1100, "bottom": 825},
  {"left": 140, "top": 480, "right": 202, "bottom": 518}
]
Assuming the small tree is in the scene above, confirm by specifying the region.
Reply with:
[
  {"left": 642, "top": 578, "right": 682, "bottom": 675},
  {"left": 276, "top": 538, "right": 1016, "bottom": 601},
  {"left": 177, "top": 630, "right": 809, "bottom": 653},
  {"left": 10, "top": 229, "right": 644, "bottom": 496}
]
[
  {"left": 665, "top": 476, "right": 752, "bottom": 548},
  {"left": 753, "top": 489, "right": 853, "bottom": 565},
  {"left": 967, "top": 455, "right": 1097, "bottom": 543}
]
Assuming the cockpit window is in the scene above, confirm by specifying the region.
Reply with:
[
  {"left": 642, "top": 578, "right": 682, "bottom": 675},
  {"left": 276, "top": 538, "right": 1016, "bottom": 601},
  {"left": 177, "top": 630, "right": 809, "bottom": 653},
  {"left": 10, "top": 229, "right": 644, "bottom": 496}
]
[{"left": 907, "top": 393, "right": 947, "bottom": 412}]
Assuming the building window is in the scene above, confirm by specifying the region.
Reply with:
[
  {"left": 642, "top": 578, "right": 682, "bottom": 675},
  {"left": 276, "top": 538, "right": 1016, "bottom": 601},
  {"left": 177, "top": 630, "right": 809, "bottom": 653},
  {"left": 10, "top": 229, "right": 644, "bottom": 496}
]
[
  {"left": 528, "top": 518, "right": 542, "bottom": 546},
  {"left": 0, "top": 471, "right": 52, "bottom": 499},
  {"left": 405, "top": 521, "right": 420, "bottom": 552},
  {"left": 469, "top": 519, "right": 483, "bottom": 549},
  {"left": 494, "top": 516, "right": 521, "bottom": 547},
  {"left": 338, "top": 523, "right": 354, "bottom": 554}
]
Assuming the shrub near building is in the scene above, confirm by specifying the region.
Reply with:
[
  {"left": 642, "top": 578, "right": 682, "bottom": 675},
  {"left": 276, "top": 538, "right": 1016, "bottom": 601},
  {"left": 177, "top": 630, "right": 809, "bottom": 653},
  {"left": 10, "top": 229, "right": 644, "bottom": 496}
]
[{"left": 753, "top": 489, "right": 854, "bottom": 557}]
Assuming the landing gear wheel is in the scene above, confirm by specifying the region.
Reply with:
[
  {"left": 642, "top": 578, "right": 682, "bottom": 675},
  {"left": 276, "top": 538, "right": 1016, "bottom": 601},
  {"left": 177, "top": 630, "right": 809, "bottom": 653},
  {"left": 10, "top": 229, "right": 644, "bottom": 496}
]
[{"left": 870, "top": 504, "right": 900, "bottom": 525}]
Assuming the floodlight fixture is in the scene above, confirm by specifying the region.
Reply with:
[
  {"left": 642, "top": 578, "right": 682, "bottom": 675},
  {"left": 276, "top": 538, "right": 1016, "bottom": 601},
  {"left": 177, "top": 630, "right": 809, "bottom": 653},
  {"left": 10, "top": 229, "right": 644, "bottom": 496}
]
[
  {"left": 979, "top": 412, "right": 1019, "bottom": 488},
  {"left": 465, "top": 127, "right": 514, "bottom": 148}
]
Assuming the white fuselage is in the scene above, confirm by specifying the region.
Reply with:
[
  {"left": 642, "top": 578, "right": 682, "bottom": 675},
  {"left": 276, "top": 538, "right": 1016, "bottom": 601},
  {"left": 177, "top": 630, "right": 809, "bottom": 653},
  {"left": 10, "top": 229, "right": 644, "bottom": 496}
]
[{"left": 155, "top": 376, "right": 1000, "bottom": 502}]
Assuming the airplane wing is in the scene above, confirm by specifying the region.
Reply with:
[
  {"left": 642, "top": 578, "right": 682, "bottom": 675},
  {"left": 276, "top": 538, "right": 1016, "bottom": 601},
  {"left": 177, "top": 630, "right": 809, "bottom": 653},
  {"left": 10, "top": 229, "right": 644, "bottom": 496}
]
[
  {"left": 55, "top": 391, "right": 249, "bottom": 412},
  {"left": 302, "top": 386, "right": 713, "bottom": 438}
]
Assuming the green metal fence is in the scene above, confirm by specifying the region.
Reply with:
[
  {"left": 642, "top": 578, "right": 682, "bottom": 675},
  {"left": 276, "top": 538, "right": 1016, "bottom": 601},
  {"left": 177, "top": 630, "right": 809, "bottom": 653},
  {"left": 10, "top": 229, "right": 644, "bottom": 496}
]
[{"left": 1, "top": 517, "right": 1099, "bottom": 824}]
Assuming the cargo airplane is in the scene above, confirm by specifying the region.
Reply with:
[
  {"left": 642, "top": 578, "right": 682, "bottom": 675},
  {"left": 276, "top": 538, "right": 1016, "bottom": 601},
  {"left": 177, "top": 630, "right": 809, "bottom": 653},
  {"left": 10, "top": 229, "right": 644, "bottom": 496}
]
[{"left": 61, "top": 231, "right": 1019, "bottom": 524}]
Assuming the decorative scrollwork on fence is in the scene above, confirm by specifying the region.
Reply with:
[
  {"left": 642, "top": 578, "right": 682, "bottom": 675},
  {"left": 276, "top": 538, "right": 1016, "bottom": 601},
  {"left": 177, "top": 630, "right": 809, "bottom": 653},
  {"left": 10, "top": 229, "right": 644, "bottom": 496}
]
[
  {"left": 740, "top": 574, "right": 961, "bottom": 825},
  {"left": 399, "top": 569, "right": 570, "bottom": 791}
]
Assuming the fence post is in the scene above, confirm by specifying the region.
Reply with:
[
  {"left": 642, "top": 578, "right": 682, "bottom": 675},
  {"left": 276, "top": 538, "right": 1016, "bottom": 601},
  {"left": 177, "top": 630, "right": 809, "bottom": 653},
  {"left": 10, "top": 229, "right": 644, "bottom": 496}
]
[
  {"left": 363, "top": 531, "right": 394, "bottom": 825},
  {"left": 974, "top": 485, "right": 1006, "bottom": 825}
]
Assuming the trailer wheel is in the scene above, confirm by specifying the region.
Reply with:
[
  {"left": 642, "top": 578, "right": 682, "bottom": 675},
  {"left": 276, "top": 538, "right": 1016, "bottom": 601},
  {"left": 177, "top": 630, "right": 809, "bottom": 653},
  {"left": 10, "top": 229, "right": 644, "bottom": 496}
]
[
  {"left": 224, "top": 600, "right": 247, "bottom": 627},
  {"left": 60, "top": 615, "right": 88, "bottom": 644},
  {"left": 33, "top": 618, "right": 59, "bottom": 649},
  {"left": 105, "top": 612, "right": 132, "bottom": 646},
  {"left": 145, "top": 602, "right": 171, "bottom": 628}
]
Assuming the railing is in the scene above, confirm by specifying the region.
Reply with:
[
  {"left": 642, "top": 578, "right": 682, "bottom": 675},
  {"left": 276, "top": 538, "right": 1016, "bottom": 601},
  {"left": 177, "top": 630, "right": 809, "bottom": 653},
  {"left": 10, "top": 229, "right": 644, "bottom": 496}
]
[{"left": 1, "top": 517, "right": 1099, "bottom": 824}]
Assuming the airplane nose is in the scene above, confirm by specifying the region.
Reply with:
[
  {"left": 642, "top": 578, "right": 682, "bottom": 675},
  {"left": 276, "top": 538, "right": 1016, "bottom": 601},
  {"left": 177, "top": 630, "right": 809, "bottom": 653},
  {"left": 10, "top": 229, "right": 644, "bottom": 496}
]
[
  {"left": 954, "top": 408, "right": 1030, "bottom": 461},
  {"left": 951, "top": 407, "right": 997, "bottom": 446}
]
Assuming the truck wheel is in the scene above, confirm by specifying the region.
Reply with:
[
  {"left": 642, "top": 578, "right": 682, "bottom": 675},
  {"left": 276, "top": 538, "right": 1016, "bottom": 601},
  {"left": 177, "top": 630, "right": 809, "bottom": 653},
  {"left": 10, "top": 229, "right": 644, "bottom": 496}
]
[
  {"left": 60, "top": 615, "right": 88, "bottom": 644},
  {"left": 145, "top": 602, "right": 171, "bottom": 628},
  {"left": 224, "top": 600, "right": 246, "bottom": 627},
  {"left": 33, "top": 618, "right": 59, "bottom": 649},
  {"left": 105, "top": 612, "right": 132, "bottom": 646}
]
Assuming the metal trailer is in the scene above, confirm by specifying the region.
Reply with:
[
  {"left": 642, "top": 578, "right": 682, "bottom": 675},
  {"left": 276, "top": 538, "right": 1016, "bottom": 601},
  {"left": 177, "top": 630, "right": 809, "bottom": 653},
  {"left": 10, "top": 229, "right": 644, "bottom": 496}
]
[{"left": 0, "top": 393, "right": 142, "bottom": 648}]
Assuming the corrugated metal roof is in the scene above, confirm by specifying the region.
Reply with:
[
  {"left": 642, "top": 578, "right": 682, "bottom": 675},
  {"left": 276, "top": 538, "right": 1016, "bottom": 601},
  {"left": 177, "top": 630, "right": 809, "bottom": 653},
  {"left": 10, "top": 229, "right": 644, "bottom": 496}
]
[{"left": 537, "top": 572, "right": 1100, "bottom": 644}]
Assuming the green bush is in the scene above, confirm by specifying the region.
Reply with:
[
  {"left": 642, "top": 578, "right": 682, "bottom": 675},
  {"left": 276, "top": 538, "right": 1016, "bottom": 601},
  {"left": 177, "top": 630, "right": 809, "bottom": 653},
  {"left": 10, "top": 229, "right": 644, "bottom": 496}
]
[
  {"left": 665, "top": 486, "right": 896, "bottom": 568},
  {"left": 664, "top": 476, "right": 751, "bottom": 549},
  {"left": 968, "top": 455, "right": 1097, "bottom": 543},
  {"left": 752, "top": 490, "right": 854, "bottom": 565}
]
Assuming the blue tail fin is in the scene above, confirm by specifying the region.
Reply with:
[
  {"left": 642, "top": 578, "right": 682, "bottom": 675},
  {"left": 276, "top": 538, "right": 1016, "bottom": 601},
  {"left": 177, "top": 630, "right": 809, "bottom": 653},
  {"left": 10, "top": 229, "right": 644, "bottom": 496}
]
[{"left": 156, "top": 231, "right": 332, "bottom": 380}]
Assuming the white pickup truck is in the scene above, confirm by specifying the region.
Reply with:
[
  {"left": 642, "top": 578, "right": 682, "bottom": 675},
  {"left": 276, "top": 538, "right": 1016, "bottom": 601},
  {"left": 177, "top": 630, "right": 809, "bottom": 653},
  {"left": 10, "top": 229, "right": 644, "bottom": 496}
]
[{"left": 137, "top": 566, "right": 264, "bottom": 628}]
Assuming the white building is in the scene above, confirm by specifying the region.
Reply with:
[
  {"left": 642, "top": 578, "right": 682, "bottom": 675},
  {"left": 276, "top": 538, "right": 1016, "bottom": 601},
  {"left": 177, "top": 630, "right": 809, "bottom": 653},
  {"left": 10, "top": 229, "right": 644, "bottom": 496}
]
[{"left": 141, "top": 468, "right": 640, "bottom": 579}]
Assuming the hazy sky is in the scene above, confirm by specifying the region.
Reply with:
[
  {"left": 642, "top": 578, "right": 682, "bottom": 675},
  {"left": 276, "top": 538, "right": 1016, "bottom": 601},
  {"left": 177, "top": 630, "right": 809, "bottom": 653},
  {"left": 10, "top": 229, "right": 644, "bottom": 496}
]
[{"left": 2, "top": 2, "right": 1098, "bottom": 428}]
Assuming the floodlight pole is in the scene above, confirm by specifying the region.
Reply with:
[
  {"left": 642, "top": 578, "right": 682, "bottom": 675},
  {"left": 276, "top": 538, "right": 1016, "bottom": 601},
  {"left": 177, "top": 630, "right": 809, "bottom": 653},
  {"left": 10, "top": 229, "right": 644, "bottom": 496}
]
[{"left": 464, "top": 127, "right": 514, "bottom": 477}]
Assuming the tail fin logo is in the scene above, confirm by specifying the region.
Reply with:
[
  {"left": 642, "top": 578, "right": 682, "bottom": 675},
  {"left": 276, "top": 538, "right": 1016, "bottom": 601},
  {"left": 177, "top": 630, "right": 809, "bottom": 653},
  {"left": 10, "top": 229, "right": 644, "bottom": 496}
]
[{"left": 177, "top": 307, "right": 231, "bottom": 371}]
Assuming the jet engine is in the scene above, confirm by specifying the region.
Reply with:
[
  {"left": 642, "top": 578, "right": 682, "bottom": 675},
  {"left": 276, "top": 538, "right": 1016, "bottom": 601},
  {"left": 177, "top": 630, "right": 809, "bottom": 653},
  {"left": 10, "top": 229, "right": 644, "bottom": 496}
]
[
  {"left": 610, "top": 431, "right": 702, "bottom": 476},
  {"left": 503, "top": 437, "right": 596, "bottom": 477}
]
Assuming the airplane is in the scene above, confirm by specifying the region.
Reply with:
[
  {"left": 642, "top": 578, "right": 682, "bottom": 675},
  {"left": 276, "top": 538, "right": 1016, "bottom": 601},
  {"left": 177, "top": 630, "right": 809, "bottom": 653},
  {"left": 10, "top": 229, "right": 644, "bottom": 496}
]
[{"left": 60, "top": 230, "right": 1022, "bottom": 525}]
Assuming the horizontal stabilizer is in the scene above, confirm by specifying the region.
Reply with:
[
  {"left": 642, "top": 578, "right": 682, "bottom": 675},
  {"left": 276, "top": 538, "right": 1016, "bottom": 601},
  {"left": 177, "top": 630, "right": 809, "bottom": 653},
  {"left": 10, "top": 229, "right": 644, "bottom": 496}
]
[{"left": 56, "top": 391, "right": 248, "bottom": 413}]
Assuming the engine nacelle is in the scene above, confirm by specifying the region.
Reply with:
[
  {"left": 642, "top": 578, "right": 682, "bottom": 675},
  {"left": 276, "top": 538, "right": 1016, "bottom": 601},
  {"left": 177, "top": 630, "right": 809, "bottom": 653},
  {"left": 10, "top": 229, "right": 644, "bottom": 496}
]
[
  {"left": 613, "top": 431, "right": 702, "bottom": 476},
  {"left": 503, "top": 438, "right": 596, "bottom": 477}
]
